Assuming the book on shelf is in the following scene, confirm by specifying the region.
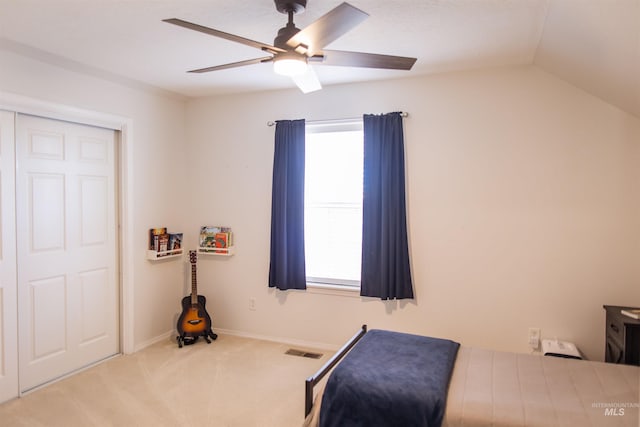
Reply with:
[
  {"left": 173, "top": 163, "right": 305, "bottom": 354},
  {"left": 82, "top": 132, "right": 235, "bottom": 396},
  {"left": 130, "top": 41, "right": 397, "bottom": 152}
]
[
  {"left": 157, "top": 234, "right": 169, "bottom": 256},
  {"left": 214, "top": 232, "right": 231, "bottom": 253},
  {"left": 168, "top": 233, "right": 183, "bottom": 253},
  {"left": 621, "top": 309, "right": 640, "bottom": 320},
  {"left": 199, "top": 226, "right": 233, "bottom": 252},
  {"left": 149, "top": 227, "right": 167, "bottom": 251}
]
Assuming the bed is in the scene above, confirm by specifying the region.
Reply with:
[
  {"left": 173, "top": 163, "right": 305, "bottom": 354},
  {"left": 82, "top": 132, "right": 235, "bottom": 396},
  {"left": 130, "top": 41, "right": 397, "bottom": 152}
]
[{"left": 304, "top": 325, "right": 640, "bottom": 427}]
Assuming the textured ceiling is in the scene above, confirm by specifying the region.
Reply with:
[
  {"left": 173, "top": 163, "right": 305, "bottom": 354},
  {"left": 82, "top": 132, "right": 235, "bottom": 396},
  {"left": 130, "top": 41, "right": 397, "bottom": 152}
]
[{"left": 0, "top": 0, "right": 638, "bottom": 118}]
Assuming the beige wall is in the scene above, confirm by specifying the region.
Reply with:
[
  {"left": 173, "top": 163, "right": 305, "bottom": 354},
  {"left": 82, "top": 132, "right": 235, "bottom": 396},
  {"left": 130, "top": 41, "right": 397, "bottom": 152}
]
[{"left": 186, "top": 66, "right": 640, "bottom": 361}]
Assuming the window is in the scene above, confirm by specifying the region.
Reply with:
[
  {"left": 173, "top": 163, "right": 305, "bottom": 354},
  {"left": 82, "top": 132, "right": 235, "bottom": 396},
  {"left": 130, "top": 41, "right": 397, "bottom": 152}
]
[{"left": 304, "top": 120, "right": 363, "bottom": 288}]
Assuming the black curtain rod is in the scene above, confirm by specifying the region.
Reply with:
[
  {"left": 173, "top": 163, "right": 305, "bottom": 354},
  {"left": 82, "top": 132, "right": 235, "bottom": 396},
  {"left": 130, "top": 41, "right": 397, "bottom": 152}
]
[{"left": 267, "top": 112, "right": 409, "bottom": 127}]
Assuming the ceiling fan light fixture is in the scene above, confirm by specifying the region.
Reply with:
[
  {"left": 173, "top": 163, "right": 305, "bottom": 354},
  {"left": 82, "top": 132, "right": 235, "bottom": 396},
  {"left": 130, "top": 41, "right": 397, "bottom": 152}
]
[{"left": 273, "top": 54, "right": 308, "bottom": 76}]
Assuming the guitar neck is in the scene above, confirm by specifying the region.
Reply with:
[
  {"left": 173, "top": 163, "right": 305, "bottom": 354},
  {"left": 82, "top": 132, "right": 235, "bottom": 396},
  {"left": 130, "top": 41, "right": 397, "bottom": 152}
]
[{"left": 191, "top": 261, "right": 198, "bottom": 304}]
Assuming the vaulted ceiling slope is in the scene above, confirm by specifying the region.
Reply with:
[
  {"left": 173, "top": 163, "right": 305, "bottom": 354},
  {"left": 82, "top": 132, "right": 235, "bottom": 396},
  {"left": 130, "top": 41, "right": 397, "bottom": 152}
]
[
  {"left": 534, "top": 0, "right": 640, "bottom": 119},
  {"left": 0, "top": 0, "right": 638, "bottom": 118}
]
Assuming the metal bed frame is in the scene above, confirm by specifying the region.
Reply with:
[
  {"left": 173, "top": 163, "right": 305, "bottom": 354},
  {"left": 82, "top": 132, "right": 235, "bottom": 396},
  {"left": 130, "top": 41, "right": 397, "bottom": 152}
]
[{"left": 304, "top": 324, "right": 368, "bottom": 417}]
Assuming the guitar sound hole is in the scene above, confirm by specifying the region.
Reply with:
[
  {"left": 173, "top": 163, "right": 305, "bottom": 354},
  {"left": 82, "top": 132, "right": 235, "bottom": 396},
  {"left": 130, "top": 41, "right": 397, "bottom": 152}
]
[{"left": 188, "top": 319, "right": 202, "bottom": 325}]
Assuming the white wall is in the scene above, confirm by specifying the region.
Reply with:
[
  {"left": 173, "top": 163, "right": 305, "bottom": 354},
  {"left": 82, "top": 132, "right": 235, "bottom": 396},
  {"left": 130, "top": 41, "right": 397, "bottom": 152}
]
[
  {"left": 186, "top": 66, "right": 640, "bottom": 361},
  {"left": 0, "top": 49, "right": 189, "bottom": 350}
]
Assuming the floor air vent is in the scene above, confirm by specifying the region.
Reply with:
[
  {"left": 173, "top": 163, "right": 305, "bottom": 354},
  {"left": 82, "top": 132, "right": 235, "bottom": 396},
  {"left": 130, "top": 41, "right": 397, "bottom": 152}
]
[{"left": 285, "top": 349, "right": 323, "bottom": 359}]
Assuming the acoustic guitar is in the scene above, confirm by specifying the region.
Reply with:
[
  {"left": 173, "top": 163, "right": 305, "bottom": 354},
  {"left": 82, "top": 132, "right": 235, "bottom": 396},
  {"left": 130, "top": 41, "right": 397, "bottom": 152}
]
[{"left": 176, "top": 250, "right": 217, "bottom": 347}]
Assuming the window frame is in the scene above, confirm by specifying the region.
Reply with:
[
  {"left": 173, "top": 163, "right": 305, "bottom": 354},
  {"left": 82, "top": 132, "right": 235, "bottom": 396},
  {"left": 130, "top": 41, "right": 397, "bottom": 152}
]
[{"left": 304, "top": 119, "right": 364, "bottom": 291}]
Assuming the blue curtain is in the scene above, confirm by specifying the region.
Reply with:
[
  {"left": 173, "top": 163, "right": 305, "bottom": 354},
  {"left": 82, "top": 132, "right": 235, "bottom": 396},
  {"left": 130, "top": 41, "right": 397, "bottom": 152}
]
[
  {"left": 268, "top": 119, "right": 307, "bottom": 290},
  {"left": 361, "top": 112, "right": 414, "bottom": 300}
]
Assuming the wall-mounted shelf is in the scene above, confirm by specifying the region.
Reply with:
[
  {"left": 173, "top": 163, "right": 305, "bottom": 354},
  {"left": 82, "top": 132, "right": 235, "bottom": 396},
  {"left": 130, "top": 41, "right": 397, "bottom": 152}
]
[
  {"left": 148, "top": 227, "right": 183, "bottom": 261},
  {"left": 146, "top": 249, "right": 184, "bottom": 260},
  {"left": 197, "top": 246, "right": 235, "bottom": 257},
  {"left": 198, "top": 225, "right": 234, "bottom": 257}
]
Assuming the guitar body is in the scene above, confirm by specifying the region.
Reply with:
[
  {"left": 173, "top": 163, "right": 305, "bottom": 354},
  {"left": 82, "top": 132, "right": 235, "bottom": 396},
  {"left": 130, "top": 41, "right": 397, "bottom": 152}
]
[
  {"left": 177, "top": 295, "right": 211, "bottom": 336},
  {"left": 176, "top": 251, "right": 218, "bottom": 347}
]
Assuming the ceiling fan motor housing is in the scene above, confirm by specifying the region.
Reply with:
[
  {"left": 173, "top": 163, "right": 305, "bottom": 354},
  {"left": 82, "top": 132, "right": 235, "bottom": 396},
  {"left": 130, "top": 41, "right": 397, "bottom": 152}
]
[
  {"left": 273, "top": 0, "right": 306, "bottom": 49},
  {"left": 274, "top": 0, "right": 307, "bottom": 15},
  {"left": 274, "top": 23, "right": 301, "bottom": 50}
]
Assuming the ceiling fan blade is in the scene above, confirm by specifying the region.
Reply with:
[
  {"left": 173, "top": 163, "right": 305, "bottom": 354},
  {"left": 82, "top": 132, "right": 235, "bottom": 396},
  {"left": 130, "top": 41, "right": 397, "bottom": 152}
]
[
  {"left": 188, "top": 56, "right": 274, "bottom": 73},
  {"left": 292, "top": 66, "right": 322, "bottom": 94},
  {"left": 164, "top": 18, "right": 285, "bottom": 54},
  {"left": 286, "top": 2, "right": 368, "bottom": 55},
  {"left": 318, "top": 50, "right": 417, "bottom": 70}
]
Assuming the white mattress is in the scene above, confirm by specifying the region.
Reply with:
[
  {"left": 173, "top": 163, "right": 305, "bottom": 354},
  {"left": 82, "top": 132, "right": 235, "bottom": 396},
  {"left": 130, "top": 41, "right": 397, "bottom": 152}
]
[
  {"left": 306, "top": 346, "right": 640, "bottom": 427},
  {"left": 443, "top": 347, "right": 639, "bottom": 427}
]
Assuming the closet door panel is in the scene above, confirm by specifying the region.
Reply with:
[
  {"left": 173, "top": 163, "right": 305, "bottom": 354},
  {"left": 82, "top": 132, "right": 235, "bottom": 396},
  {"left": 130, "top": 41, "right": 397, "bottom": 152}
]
[
  {"left": 30, "top": 173, "right": 65, "bottom": 252},
  {"left": 30, "top": 276, "right": 67, "bottom": 361},
  {"left": 16, "top": 114, "right": 119, "bottom": 392}
]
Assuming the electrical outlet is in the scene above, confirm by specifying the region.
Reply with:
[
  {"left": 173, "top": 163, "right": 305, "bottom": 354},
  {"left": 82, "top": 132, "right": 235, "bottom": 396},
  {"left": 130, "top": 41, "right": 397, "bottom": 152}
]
[
  {"left": 249, "top": 298, "right": 256, "bottom": 311},
  {"left": 528, "top": 327, "right": 540, "bottom": 349}
]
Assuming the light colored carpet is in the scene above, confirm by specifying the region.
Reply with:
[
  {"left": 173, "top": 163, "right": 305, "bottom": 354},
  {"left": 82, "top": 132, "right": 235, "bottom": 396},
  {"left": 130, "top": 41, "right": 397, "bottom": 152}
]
[{"left": 0, "top": 334, "right": 331, "bottom": 427}]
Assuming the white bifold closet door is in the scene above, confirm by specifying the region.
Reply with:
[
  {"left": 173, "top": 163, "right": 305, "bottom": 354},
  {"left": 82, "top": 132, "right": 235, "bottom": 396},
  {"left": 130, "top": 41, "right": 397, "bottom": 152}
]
[
  {"left": 15, "top": 114, "right": 119, "bottom": 393},
  {"left": 0, "top": 110, "right": 18, "bottom": 403}
]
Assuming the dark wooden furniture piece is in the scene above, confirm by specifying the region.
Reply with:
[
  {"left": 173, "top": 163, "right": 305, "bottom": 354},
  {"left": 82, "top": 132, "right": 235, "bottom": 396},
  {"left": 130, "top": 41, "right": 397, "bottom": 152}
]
[{"left": 603, "top": 305, "right": 640, "bottom": 366}]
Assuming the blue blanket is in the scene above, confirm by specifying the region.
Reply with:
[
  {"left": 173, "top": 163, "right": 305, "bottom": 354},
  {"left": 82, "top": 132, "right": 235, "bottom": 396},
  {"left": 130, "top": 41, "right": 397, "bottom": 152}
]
[{"left": 319, "top": 330, "right": 460, "bottom": 427}]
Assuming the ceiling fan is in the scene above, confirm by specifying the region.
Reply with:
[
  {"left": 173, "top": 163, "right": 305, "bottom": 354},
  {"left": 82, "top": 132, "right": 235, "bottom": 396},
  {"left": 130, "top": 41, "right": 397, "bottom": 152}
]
[{"left": 163, "top": 0, "right": 417, "bottom": 93}]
